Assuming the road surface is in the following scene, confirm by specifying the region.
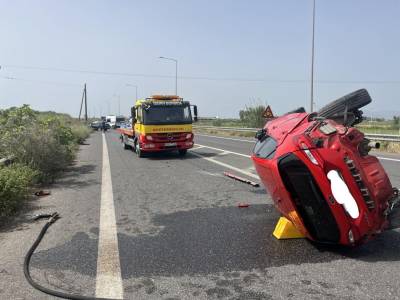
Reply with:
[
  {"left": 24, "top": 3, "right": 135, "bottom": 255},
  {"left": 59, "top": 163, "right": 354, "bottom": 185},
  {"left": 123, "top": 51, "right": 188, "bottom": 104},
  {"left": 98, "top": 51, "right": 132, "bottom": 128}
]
[{"left": 1, "top": 131, "right": 400, "bottom": 299}]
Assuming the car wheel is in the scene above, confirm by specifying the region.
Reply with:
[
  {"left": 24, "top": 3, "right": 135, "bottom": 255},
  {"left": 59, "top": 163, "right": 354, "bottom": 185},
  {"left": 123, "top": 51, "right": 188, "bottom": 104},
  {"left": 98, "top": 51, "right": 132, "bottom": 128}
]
[
  {"left": 123, "top": 138, "right": 130, "bottom": 150},
  {"left": 178, "top": 149, "right": 187, "bottom": 156},
  {"left": 136, "top": 142, "right": 144, "bottom": 157}
]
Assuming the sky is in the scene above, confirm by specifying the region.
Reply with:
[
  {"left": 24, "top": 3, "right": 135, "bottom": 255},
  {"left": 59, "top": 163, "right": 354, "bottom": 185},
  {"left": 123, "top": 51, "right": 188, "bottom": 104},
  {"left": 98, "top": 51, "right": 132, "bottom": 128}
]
[{"left": 0, "top": 0, "right": 399, "bottom": 118}]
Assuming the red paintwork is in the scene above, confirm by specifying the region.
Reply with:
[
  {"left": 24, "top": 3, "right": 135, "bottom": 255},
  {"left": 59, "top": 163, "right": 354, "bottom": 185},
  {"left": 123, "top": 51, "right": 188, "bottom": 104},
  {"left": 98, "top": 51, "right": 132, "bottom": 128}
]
[
  {"left": 252, "top": 112, "right": 395, "bottom": 246},
  {"left": 117, "top": 128, "right": 134, "bottom": 137}
]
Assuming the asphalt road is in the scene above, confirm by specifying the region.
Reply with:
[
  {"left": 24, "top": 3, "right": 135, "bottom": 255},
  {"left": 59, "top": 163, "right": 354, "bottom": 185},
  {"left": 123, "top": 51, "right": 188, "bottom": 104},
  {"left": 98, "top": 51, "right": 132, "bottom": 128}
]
[{"left": 1, "top": 130, "right": 400, "bottom": 300}]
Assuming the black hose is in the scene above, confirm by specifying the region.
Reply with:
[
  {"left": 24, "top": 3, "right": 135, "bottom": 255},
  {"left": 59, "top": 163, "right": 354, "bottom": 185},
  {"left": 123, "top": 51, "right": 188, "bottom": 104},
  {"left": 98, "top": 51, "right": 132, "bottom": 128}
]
[{"left": 23, "top": 213, "right": 120, "bottom": 300}]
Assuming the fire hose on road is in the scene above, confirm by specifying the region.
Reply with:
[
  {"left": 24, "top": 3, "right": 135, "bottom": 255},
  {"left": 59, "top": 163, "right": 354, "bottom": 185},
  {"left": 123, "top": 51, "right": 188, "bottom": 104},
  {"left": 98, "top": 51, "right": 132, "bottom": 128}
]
[{"left": 23, "top": 212, "right": 119, "bottom": 300}]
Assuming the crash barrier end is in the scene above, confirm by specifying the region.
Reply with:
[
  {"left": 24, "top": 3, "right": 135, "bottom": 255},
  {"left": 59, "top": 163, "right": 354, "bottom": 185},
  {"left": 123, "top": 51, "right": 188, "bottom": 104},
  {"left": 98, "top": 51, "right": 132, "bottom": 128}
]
[{"left": 273, "top": 217, "right": 305, "bottom": 239}]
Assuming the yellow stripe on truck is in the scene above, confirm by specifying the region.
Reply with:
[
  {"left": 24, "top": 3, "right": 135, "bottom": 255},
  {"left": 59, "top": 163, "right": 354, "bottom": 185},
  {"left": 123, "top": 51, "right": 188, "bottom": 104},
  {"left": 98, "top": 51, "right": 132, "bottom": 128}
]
[{"left": 138, "top": 124, "right": 192, "bottom": 134}]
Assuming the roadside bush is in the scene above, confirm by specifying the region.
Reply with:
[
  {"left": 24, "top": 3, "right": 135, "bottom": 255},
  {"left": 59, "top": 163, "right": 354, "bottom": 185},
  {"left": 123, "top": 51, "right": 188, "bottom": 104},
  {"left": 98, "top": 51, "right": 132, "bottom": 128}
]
[
  {"left": 0, "top": 105, "right": 90, "bottom": 183},
  {"left": 212, "top": 118, "right": 223, "bottom": 127},
  {"left": 71, "top": 124, "right": 91, "bottom": 145},
  {"left": 0, "top": 164, "right": 37, "bottom": 216},
  {"left": 239, "top": 105, "right": 266, "bottom": 128}
]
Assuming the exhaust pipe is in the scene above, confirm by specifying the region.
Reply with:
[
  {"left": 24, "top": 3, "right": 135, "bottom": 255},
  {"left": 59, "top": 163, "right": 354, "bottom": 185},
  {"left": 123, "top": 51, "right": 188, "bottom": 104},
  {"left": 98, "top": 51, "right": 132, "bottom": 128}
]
[
  {"left": 368, "top": 141, "right": 380, "bottom": 149},
  {"left": 359, "top": 139, "right": 380, "bottom": 156}
]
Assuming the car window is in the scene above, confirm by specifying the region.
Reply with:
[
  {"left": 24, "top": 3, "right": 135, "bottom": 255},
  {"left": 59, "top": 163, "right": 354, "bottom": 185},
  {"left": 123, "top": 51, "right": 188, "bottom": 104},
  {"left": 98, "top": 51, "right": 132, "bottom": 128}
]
[{"left": 253, "top": 136, "right": 277, "bottom": 159}]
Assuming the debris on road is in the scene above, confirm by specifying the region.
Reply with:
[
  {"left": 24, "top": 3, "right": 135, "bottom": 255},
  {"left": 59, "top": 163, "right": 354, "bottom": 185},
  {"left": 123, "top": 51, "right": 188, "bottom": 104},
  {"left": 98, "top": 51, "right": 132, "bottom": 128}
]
[
  {"left": 238, "top": 203, "right": 250, "bottom": 208},
  {"left": 223, "top": 171, "right": 260, "bottom": 187},
  {"left": 34, "top": 190, "right": 51, "bottom": 197}
]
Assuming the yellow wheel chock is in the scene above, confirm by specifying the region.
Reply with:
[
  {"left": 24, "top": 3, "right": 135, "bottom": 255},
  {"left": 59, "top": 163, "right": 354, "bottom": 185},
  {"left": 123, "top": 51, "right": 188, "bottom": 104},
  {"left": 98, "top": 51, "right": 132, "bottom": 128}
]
[{"left": 273, "top": 216, "right": 305, "bottom": 239}]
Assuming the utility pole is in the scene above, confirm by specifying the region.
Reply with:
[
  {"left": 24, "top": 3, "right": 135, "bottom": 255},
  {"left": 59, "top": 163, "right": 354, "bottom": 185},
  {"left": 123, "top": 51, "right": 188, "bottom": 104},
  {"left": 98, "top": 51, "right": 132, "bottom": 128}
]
[
  {"left": 79, "top": 85, "right": 85, "bottom": 120},
  {"left": 84, "top": 83, "right": 88, "bottom": 121},
  {"left": 310, "top": 0, "right": 316, "bottom": 112}
]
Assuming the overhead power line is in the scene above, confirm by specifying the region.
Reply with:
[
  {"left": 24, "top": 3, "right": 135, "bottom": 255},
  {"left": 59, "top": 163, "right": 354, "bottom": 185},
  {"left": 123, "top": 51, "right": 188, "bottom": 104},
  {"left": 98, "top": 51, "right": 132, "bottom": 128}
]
[
  {"left": 0, "top": 74, "right": 82, "bottom": 87},
  {"left": 1, "top": 64, "right": 400, "bottom": 84}
]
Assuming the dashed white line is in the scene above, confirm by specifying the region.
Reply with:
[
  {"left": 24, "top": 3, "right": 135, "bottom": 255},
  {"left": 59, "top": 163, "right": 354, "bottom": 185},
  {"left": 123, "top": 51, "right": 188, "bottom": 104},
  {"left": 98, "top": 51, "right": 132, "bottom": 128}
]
[
  {"left": 196, "top": 134, "right": 255, "bottom": 143},
  {"left": 190, "top": 150, "right": 259, "bottom": 180},
  {"left": 96, "top": 133, "right": 123, "bottom": 299},
  {"left": 195, "top": 143, "right": 251, "bottom": 158}
]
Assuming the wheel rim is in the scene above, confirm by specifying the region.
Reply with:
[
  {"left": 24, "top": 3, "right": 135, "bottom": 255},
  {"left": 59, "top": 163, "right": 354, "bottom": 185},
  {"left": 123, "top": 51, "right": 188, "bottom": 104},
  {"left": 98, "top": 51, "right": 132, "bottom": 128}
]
[{"left": 136, "top": 143, "right": 140, "bottom": 155}]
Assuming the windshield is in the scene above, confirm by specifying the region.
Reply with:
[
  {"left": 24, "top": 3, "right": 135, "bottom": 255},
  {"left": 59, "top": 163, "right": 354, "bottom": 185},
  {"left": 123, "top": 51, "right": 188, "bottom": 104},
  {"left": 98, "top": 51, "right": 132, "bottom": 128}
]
[
  {"left": 143, "top": 105, "right": 192, "bottom": 125},
  {"left": 253, "top": 135, "right": 277, "bottom": 159}
]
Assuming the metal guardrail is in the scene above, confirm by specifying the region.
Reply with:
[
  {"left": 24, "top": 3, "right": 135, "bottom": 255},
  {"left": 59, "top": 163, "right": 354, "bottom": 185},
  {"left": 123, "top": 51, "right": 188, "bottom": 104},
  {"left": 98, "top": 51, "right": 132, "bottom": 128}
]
[{"left": 193, "top": 125, "right": 400, "bottom": 142}]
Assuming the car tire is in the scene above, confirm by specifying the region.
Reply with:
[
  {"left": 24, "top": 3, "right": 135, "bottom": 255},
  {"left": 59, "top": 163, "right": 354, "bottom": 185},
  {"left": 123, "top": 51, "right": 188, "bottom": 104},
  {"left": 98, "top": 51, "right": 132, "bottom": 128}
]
[
  {"left": 317, "top": 89, "right": 371, "bottom": 118},
  {"left": 136, "top": 142, "right": 144, "bottom": 157},
  {"left": 178, "top": 149, "right": 187, "bottom": 156}
]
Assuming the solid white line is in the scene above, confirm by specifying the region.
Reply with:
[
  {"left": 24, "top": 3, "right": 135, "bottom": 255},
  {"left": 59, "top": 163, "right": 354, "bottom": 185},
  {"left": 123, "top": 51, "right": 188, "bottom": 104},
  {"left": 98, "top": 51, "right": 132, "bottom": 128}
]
[
  {"left": 190, "top": 151, "right": 259, "bottom": 180},
  {"left": 196, "top": 143, "right": 251, "bottom": 158},
  {"left": 193, "top": 145, "right": 205, "bottom": 150},
  {"left": 96, "top": 133, "right": 123, "bottom": 299},
  {"left": 377, "top": 156, "right": 400, "bottom": 162},
  {"left": 196, "top": 134, "right": 255, "bottom": 143}
]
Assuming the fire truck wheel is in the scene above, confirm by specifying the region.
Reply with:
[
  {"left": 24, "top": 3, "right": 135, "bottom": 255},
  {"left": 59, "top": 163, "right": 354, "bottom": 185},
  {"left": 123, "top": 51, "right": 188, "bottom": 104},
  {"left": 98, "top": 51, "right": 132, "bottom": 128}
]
[{"left": 178, "top": 149, "right": 187, "bottom": 156}]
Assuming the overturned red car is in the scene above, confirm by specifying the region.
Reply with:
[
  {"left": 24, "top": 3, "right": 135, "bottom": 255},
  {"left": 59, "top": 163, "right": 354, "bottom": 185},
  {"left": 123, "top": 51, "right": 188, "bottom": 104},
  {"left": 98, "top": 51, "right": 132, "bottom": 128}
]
[{"left": 252, "top": 89, "right": 399, "bottom": 246}]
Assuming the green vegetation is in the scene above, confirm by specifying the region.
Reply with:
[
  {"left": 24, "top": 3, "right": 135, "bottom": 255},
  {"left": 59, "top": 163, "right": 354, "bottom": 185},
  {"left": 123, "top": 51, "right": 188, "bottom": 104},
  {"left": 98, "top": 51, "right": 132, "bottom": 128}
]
[
  {"left": 199, "top": 105, "right": 268, "bottom": 128},
  {"left": 356, "top": 117, "right": 400, "bottom": 135},
  {"left": 0, "top": 105, "right": 91, "bottom": 216},
  {"left": 239, "top": 105, "right": 266, "bottom": 128},
  {"left": 0, "top": 164, "right": 37, "bottom": 215}
]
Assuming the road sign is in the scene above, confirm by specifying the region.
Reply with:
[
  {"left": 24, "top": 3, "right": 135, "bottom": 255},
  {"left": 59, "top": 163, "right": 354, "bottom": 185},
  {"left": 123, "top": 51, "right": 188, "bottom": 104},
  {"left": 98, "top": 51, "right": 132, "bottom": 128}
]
[{"left": 263, "top": 105, "right": 274, "bottom": 118}]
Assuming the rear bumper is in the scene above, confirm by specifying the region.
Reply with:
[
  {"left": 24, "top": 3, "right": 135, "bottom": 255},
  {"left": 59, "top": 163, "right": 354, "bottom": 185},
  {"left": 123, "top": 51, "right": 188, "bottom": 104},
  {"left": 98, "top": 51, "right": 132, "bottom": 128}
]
[{"left": 139, "top": 141, "right": 194, "bottom": 152}]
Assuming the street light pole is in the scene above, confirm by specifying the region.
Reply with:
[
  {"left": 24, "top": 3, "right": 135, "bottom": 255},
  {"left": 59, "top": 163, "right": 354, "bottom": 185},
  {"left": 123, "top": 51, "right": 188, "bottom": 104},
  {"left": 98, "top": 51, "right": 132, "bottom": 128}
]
[
  {"left": 118, "top": 95, "right": 120, "bottom": 116},
  {"left": 126, "top": 84, "right": 138, "bottom": 101},
  {"left": 310, "top": 0, "right": 316, "bottom": 112},
  {"left": 159, "top": 56, "right": 178, "bottom": 95}
]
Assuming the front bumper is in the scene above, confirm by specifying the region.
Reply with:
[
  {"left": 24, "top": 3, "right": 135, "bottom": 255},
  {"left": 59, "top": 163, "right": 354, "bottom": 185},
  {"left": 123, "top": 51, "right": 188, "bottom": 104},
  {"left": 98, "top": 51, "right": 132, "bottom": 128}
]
[{"left": 139, "top": 141, "right": 194, "bottom": 152}]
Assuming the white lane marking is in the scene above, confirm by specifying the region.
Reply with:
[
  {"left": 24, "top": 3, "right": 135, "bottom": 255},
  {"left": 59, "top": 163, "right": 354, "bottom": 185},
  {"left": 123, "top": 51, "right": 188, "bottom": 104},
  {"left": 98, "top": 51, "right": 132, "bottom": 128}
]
[
  {"left": 196, "top": 134, "right": 255, "bottom": 143},
  {"left": 195, "top": 143, "right": 251, "bottom": 158},
  {"left": 190, "top": 151, "right": 259, "bottom": 180},
  {"left": 377, "top": 157, "right": 400, "bottom": 162},
  {"left": 96, "top": 133, "right": 123, "bottom": 299}
]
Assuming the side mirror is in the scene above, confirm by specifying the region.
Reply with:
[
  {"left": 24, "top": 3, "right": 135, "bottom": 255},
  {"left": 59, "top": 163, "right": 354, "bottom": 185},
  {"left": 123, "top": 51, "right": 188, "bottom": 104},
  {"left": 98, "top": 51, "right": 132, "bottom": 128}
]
[
  {"left": 255, "top": 129, "right": 266, "bottom": 141},
  {"left": 193, "top": 105, "right": 198, "bottom": 122},
  {"left": 130, "top": 107, "right": 136, "bottom": 123}
]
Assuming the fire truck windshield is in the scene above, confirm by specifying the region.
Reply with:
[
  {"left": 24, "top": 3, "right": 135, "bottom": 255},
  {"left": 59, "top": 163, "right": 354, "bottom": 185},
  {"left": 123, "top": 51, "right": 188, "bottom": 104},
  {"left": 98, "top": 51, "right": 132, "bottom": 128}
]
[{"left": 143, "top": 105, "right": 192, "bottom": 125}]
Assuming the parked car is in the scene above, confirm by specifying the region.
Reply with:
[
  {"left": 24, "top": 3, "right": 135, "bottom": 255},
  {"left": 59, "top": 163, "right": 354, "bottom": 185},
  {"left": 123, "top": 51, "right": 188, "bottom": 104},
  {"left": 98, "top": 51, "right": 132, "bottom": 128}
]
[
  {"left": 90, "top": 121, "right": 110, "bottom": 131},
  {"left": 90, "top": 121, "right": 102, "bottom": 131}
]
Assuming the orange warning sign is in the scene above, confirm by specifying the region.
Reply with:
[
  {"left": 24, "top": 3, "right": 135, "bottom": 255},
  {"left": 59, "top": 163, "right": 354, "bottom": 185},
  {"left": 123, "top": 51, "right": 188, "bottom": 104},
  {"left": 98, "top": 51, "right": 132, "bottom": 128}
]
[{"left": 263, "top": 105, "right": 274, "bottom": 118}]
